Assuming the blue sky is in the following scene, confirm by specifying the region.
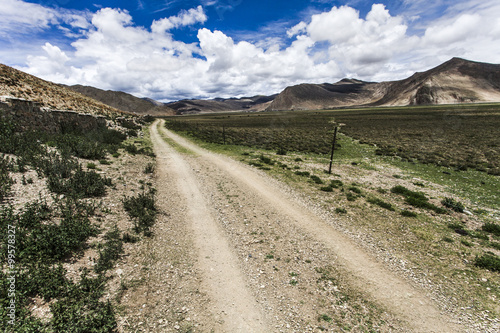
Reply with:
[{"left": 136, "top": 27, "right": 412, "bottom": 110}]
[{"left": 1, "top": 0, "right": 500, "bottom": 101}]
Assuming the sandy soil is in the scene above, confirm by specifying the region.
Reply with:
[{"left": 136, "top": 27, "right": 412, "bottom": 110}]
[{"left": 131, "top": 119, "right": 468, "bottom": 332}]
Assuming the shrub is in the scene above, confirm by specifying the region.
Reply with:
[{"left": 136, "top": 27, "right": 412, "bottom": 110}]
[
  {"left": 295, "top": 171, "right": 310, "bottom": 177},
  {"left": 461, "top": 239, "right": 473, "bottom": 247},
  {"left": 123, "top": 188, "right": 157, "bottom": 236},
  {"left": 441, "top": 197, "right": 465, "bottom": 213},
  {"left": 335, "top": 207, "right": 347, "bottom": 214},
  {"left": 482, "top": 223, "right": 500, "bottom": 236},
  {"left": 348, "top": 186, "right": 362, "bottom": 194},
  {"left": 310, "top": 175, "right": 324, "bottom": 184},
  {"left": 124, "top": 144, "right": 138, "bottom": 155},
  {"left": 391, "top": 185, "right": 427, "bottom": 201},
  {"left": 95, "top": 226, "right": 123, "bottom": 274},
  {"left": 144, "top": 163, "right": 155, "bottom": 174},
  {"left": 122, "top": 232, "right": 140, "bottom": 243},
  {"left": 391, "top": 186, "right": 449, "bottom": 214},
  {"left": 330, "top": 179, "right": 343, "bottom": 188},
  {"left": 320, "top": 186, "right": 333, "bottom": 192},
  {"left": 50, "top": 271, "right": 117, "bottom": 332},
  {"left": 367, "top": 197, "right": 395, "bottom": 211},
  {"left": 276, "top": 147, "right": 287, "bottom": 155},
  {"left": 48, "top": 167, "right": 111, "bottom": 198},
  {"left": 259, "top": 155, "right": 274, "bottom": 165},
  {"left": 400, "top": 210, "right": 418, "bottom": 218},
  {"left": 474, "top": 253, "right": 500, "bottom": 272},
  {"left": 346, "top": 192, "right": 358, "bottom": 201},
  {"left": 489, "top": 242, "right": 500, "bottom": 250},
  {"left": 0, "top": 155, "right": 14, "bottom": 201}
]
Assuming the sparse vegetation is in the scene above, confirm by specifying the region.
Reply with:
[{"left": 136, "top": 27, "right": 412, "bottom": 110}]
[
  {"left": 122, "top": 187, "right": 158, "bottom": 237},
  {"left": 164, "top": 105, "right": 500, "bottom": 174},
  {"left": 367, "top": 197, "right": 395, "bottom": 211},
  {"left": 474, "top": 253, "right": 500, "bottom": 272},
  {"left": 441, "top": 197, "right": 465, "bottom": 213},
  {"left": 0, "top": 114, "right": 152, "bottom": 331}
]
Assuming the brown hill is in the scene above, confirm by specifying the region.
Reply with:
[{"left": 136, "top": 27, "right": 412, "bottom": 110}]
[
  {"left": 374, "top": 57, "right": 500, "bottom": 106},
  {"left": 166, "top": 95, "right": 276, "bottom": 115},
  {"left": 267, "top": 79, "right": 389, "bottom": 111},
  {"left": 0, "top": 64, "right": 126, "bottom": 116},
  {"left": 66, "top": 85, "right": 175, "bottom": 116},
  {"left": 268, "top": 58, "right": 500, "bottom": 111}
]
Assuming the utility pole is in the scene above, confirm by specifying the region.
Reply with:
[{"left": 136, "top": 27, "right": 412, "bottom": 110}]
[{"left": 328, "top": 120, "right": 344, "bottom": 174}]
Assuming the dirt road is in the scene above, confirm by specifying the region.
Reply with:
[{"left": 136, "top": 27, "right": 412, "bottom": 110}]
[{"left": 147, "top": 119, "right": 464, "bottom": 332}]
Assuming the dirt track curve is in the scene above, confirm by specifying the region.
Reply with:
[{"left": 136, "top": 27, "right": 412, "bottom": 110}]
[{"left": 148, "top": 119, "right": 464, "bottom": 332}]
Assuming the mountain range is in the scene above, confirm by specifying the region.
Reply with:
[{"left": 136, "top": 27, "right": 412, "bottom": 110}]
[
  {"left": 1, "top": 57, "right": 499, "bottom": 116},
  {"left": 267, "top": 58, "right": 500, "bottom": 111}
]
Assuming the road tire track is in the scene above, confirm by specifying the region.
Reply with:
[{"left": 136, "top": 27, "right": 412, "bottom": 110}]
[
  {"left": 151, "top": 120, "right": 269, "bottom": 332},
  {"left": 154, "top": 119, "right": 463, "bottom": 333}
]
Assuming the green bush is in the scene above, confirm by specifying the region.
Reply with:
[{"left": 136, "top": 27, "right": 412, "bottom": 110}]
[
  {"left": 474, "top": 253, "right": 500, "bottom": 272},
  {"left": 489, "top": 242, "right": 500, "bottom": 250},
  {"left": 0, "top": 155, "right": 14, "bottom": 201},
  {"left": 53, "top": 133, "right": 106, "bottom": 159},
  {"left": 124, "top": 144, "right": 138, "bottom": 155},
  {"left": 95, "top": 226, "right": 123, "bottom": 274},
  {"left": 330, "top": 179, "right": 344, "bottom": 188},
  {"left": 391, "top": 185, "right": 427, "bottom": 201},
  {"left": 144, "top": 163, "right": 155, "bottom": 174},
  {"left": 482, "top": 223, "right": 500, "bottom": 236},
  {"left": 310, "top": 175, "right": 324, "bottom": 184},
  {"left": 295, "top": 171, "right": 310, "bottom": 177},
  {"left": 48, "top": 167, "right": 111, "bottom": 198},
  {"left": 346, "top": 192, "right": 358, "bottom": 201},
  {"left": 50, "top": 271, "right": 117, "bottom": 332},
  {"left": 367, "top": 197, "right": 395, "bottom": 211},
  {"left": 259, "top": 155, "right": 274, "bottom": 165},
  {"left": 335, "top": 207, "right": 347, "bottom": 214},
  {"left": 400, "top": 210, "right": 418, "bottom": 218},
  {"left": 441, "top": 197, "right": 465, "bottom": 213},
  {"left": 348, "top": 186, "right": 362, "bottom": 194},
  {"left": 320, "top": 186, "right": 333, "bottom": 192},
  {"left": 123, "top": 188, "right": 157, "bottom": 236}
]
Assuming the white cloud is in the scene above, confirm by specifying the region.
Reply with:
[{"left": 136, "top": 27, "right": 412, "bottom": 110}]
[
  {"left": 0, "top": 0, "right": 91, "bottom": 37},
  {"left": 151, "top": 5, "right": 207, "bottom": 33},
  {"left": 8, "top": 1, "right": 500, "bottom": 102}
]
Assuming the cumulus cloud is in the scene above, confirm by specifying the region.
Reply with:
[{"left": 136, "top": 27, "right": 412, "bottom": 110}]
[
  {"left": 10, "top": 1, "right": 500, "bottom": 101},
  {"left": 0, "top": 0, "right": 91, "bottom": 37},
  {"left": 152, "top": 5, "right": 207, "bottom": 33}
]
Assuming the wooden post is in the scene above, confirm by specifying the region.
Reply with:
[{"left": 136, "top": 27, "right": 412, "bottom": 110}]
[
  {"left": 328, "top": 126, "right": 338, "bottom": 174},
  {"left": 222, "top": 125, "right": 226, "bottom": 145}
]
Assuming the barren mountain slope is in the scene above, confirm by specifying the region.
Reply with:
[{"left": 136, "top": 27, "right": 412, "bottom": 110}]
[
  {"left": 166, "top": 95, "right": 276, "bottom": 114},
  {"left": 67, "top": 85, "right": 176, "bottom": 116},
  {"left": 0, "top": 64, "right": 125, "bottom": 116},
  {"left": 268, "top": 58, "right": 500, "bottom": 111},
  {"left": 267, "top": 79, "right": 389, "bottom": 111},
  {"left": 376, "top": 57, "right": 500, "bottom": 106}
]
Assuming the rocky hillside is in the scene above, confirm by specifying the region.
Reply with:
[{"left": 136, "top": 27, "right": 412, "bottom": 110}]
[
  {"left": 0, "top": 64, "right": 126, "bottom": 116},
  {"left": 166, "top": 95, "right": 276, "bottom": 114},
  {"left": 375, "top": 57, "right": 500, "bottom": 106},
  {"left": 268, "top": 58, "right": 500, "bottom": 111},
  {"left": 66, "top": 85, "right": 176, "bottom": 116}
]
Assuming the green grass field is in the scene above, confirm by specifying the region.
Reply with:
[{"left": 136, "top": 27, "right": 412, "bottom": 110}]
[{"left": 164, "top": 103, "right": 500, "bottom": 175}]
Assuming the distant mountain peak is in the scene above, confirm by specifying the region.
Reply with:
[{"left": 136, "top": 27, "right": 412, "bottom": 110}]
[{"left": 268, "top": 58, "right": 500, "bottom": 111}]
